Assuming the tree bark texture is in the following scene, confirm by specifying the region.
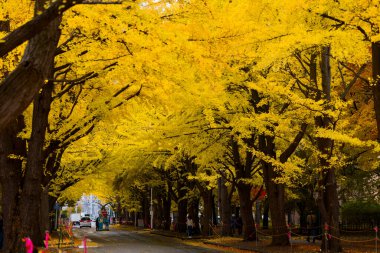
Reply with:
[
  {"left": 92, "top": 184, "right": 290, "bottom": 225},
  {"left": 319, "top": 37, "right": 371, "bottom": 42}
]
[
  {"left": 220, "top": 177, "right": 232, "bottom": 236},
  {"left": 0, "top": 8, "right": 61, "bottom": 132},
  {"left": 249, "top": 88, "right": 290, "bottom": 245},
  {"left": 315, "top": 46, "right": 342, "bottom": 252},
  {"left": 237, "top": 183, "right": 256, "bottom": 240},
  {"left": 200, "top": 189, "right": 213, "bottom": 236},
  {"left": 20, "top": 77, "right": 55, "bottom": 246},
  {"left": 0, "top": 116, "right": 26, "bottom": 253},
  {"left": 260, "top": 134, "right": 289, "bottom": 246},
  {"left": 230, "top": 137, "right": 257, "bottom": 240},
  {"left": 371, "top": 42, "right": 380, "bottom": 141}
]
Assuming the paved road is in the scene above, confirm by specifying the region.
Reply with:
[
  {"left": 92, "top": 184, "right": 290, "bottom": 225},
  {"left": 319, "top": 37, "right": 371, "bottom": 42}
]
[{"left": 73, "top": 227, "right": 226, "bottom": 253}]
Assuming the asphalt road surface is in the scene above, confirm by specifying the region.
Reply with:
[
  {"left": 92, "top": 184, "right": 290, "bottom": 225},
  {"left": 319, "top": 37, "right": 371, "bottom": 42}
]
[{"left": 73, "top": 227, "right": 226, "bottom": 253}]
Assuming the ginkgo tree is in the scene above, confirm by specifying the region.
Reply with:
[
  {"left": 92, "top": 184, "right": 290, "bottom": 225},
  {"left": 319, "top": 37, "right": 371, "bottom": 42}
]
[
  {"left": 0, "top": 0, "right": 164, "bottom": 251},
  {"left": 1, "top": 0, "right": 380, "bottom": 253}
]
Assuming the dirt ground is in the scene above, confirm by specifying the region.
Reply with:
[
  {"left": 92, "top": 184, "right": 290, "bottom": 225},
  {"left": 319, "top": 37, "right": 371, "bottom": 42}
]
[{"left": 201, "top": 236, "right": 379, "bottom": 253}]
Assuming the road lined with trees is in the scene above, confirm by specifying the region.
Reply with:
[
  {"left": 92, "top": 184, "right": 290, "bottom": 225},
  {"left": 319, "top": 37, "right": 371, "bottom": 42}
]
[
  {"left": 74, "top": 228, "right": 225, "bottom": 253},
  {"left": 0, "top": 0, "right": 379, "bottom": 253}
]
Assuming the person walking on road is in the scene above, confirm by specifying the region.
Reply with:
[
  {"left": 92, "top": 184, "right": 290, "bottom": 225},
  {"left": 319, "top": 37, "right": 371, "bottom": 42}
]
[{"left": 186, "top": 216, "right": 194, "bottom": 237}]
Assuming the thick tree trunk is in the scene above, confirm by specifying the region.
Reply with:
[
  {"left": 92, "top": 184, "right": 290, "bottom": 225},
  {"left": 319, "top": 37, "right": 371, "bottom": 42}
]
[
  {"left": 200, "top": 189, "right": 213, "bottom": 236},
  {"left": 237, "top": 183, "right": 256, "bottom": 240},
  {"left": 315, "top": 46, "right": 342, "bottom": 252},
  {"left": 220, "top": 177, "right": 232, "bottom": 236},
  {"left": 163, "top": 185, "right": 171, "bottom": 230},
  {"left": 142, "top": 193, "right": 150, "bottom": 227},
  {"left": 176, "top": 178, "right": 188, "bottom": 233},
  {"left": 262, "top": 200, "right": 269, "bottom": 229},
  {"left": 20, "top": 79, "right": 55, "bottom": 247},
  {"left": 265, "top": 175, "right": 288, "bottom": 245},
  {"left": 0, "top": 7, "right": 62, "bottom": 132},
  {"left": 0, "top": 116, "right": 26, "bottom": 253},
  {"left": 371, "top": 42, "right": 380, "bottom": 141},
  {"left": 177, "top": 198, "right": 188, "bottom": 233},
  {"left": 260, "top": 135, "right": 289, "bottom": 246},
  {"left": 255, "top": 201, "right": 261, "bottom": 228},
  {"left": 188, "top": 197, "right": 200, "bottom": 234},
  {"left": 40, "top": 187, "right": 50, "bottom": 233}
]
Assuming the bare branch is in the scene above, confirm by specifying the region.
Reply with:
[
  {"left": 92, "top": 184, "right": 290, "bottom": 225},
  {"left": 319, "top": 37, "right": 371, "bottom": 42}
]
[{"left": 340, "top": 63, "right": 368, "bottom": 100}]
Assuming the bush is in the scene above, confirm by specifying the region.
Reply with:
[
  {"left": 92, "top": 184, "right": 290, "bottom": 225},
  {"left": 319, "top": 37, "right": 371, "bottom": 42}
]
[{"left": 341, "top": 201, "right": 380, "bottom": 225}]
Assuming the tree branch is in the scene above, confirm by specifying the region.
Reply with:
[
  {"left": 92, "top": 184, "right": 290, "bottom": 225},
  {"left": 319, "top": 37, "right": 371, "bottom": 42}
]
[
  {"left": 279, "top": 123, "right": 308, "bottom": 163},
  {"left": 0, "top": 0, "right": 83, "bottom": 57}
]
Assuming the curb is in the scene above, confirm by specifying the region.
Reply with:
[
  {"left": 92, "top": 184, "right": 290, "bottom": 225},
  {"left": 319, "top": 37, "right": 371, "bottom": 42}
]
[
  {"left": 202, "top": 241, "right": 263, "bottom": 253},
  {"left": 150, "top": 230, "right": 202, "bottom": 240}
]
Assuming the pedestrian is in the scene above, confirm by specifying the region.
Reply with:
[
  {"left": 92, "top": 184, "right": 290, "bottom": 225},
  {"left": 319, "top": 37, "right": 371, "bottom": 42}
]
[
  {"left": 306, "top": 211, "right": 317, "bottom": 243},
  {"left": 44, "top": 230, "right": 50, "bottom": 249},
  {"left": 236, "top": 216, "right": 243, "bottom": 235},
  {"left": 96, "top": 217, "right": 99, "bottom": 231},
  {"left": 186, "top": 216, "right": 194, "bottom": 237},
  {"left": 23, "top": 237, "right": 33, "bottom": 253},
  {"left": 231, "top": 214, "right": 237, "bottom": 235}
]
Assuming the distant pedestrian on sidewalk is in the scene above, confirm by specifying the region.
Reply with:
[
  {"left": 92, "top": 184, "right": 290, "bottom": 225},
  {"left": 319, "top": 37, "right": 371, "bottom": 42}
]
[
  {"left": 186, "top": 216, "right": 194, "bottom": 237},
  {"left": 306, "top": 211, "right": 317, "bottom": 243},
  {"left": 236, "top": 216, "right": 243, "bottom": 235},
  {"left": 231, "top": 214, "right": 237, "bottom": 235}
]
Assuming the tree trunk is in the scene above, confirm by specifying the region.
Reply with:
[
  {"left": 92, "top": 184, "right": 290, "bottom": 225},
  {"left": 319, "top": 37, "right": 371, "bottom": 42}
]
[
  {"left": 263, "top": 200, "right": 269, "bottom": 229},
  {"left": 163, "top": 184, "right": 171, "bottom": 230},
  {"left": 177, "top": 198, "right": 188, "bottom": 233},
  {"left": 260, "top": 135, "right": 289, "bottom": 246},
  {"left": 237, "top": 183, "right": 256, "bottom": 240},
  {"left": 371, "top": 42, "right": 380, "bottom": 141},
  {"left": 176, "top": 178, "right": 188, "bottom": 233},
  {"left": 188, "top": 197, "right": 200, "bottom": 234},
  {"left": 315, "top": 46, "right": 342, "bottom": 252},
  {"left": 200, "top": 189, "right": 213, "bottom": 236},
  {"left": 255, "top": 201, "right": 261, "bottom": 228},
  {"left": 0, "top": 5, "right": 62, "bottom": 132},
  {"left": 20, "top": 79, "right": 55, "bottom": 247},
  {"left": 40, "top": 187, "right": 50, "bottom": 233},
  {"left": 0, "top": 116, "right": 26, "bottom": 253},
  {"left": 220, "top": 177, "right": 232, "bottom": 236}
]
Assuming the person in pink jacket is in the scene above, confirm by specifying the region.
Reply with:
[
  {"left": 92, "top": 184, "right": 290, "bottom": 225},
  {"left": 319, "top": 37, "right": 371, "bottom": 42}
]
[{"left": 23, "top": 237, "right": 33, "bottom": 253}]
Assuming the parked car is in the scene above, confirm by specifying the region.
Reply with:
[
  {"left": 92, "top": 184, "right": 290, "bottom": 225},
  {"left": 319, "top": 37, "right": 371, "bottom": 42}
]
[
  {"left": 72, "top": 221, "right": 80, "bottom": 228},
  {"left": 80, "top": 217, "right": 92, "bottom": 228}
]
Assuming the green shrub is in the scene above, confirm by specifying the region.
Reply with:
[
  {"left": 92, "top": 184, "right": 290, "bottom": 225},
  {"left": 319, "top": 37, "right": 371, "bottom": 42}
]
[{"left": 341, "top": 201, "right": 380, "bottom": 225}]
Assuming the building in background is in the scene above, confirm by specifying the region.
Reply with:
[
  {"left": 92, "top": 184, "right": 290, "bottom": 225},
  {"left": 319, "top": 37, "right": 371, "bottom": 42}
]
[{"left": 80, "top": 194, "right": 101, "bottom": 220}]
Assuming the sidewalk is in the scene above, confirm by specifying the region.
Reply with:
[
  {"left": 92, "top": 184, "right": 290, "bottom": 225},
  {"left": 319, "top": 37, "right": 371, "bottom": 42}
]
[
  {"left": 38, "top": 230, "right": 99, "bottom": 253},
  {"left": 42, "top": 226, "right": 378, "bottom": 253},
  {"left": 151, "top": 229, "right": 379, "bottom": 253},
  {"left": 151, "top": 229, "right": 322, "bottom": 253}
]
